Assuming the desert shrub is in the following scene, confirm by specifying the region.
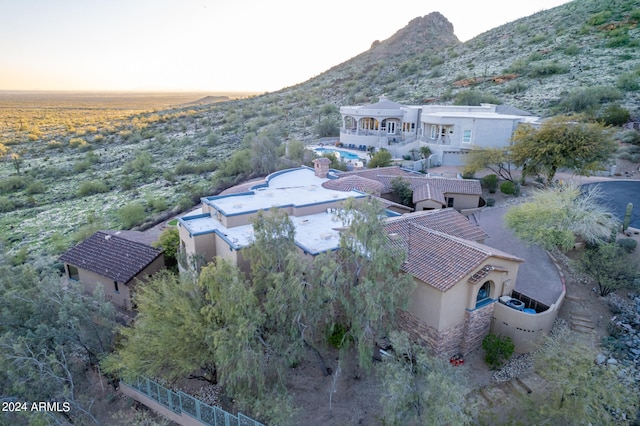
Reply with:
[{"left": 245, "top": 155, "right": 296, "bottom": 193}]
[
  {"left": 0, "top": 176, "right": 27, "bottom": 194},
  {"left": 617, "top": 72, "right": 640, "bottom": 92},
  {"left": 564, "top": 43, "right": 581, "bottom": 55},
  {"left": 558, "top": 86, "right": 622, "bottom": 113},
  {"left": 46, "top": 141, "right": 64, "bottom": 150},
  {"left": 482, "top": 334, "right": 514, "bottom": 369},
  {"left": 587, "top": 10, "right": 612, "bottom": 26},
  {"left": 620, "top": 130, "right": 640, "bottom": 145},
  {"left": 0, "top": 196, "right": 15, "bottom": 212},
  {"left": 500, "top": 181, "right": 515, "bottom": 195},
  {"left": 486, "top": 198, "right": 496, "bottom": 207},
  {"left": 207, "top": 132, "right": 221, "bottom": 146},
  {"left": 315, "top": 119, "right": 339, "bottom": 138},
  {"left": 147, "top": 197, "right": 168, "bottom": 212},
  {"left": 529, "top": 61, "right": 569, "bottom": 77},
  {"left": 68, "top": 138, "right": 87, "bottom": 149},
  {"left": 77, "top": 180, "right": 109, "bottom": 196},
  {"left": 454, "top": 90, "right": 502, "bottom": 106},
  {"left": 617, "top": 238, "right": 637, "bottom": 253},
  {"left": 93, "top": 134, "right": 104, "bottom": 143},
  {"left": 73, "top": 160, "right": 92, "bottom": 173},
  {"left": 505, "top": 58, "right": 530, "bottom": 75},
  {"left": 117, "top": 203, "right": 147, "bottom": 229},
  {"left": 175, "top": 160, "right": 197, "bottom": 175},
  {"left": 25, "top": 180, "right": 46, "bottom": 195},
  {"left": 481, "top": 174, "right": 499, "bottom": 193},
  {"left": 606, "top": 29, "right": 632, "bottom": 48},
  {"left": 503, "top": 81, "right": 528, "bottom": 94},
  {"left": 598, "top": 104, "right": 630, "bottom": 126}
]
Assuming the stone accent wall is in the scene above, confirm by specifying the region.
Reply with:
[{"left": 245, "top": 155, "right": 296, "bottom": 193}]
[
  {"left": 397, "top": 310, "right": 464, "bottom": 357},
  {"left": 461, "top": 302, "right": 495, "bottom": 353}
]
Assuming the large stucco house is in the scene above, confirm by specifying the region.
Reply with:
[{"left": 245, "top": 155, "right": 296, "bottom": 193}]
[
  {"left": 60, "top": 230, "right": 165, "bottom": 310},
  {"left": 177, "top": 159, "right": 560, "bottom": 356},
  {"left": 339, "top": 96, "right": 540, "bottom": 166}
]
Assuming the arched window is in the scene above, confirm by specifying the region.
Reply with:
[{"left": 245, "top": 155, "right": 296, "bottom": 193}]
[{"left": 476, "top": 281, "right": 492, "bottom": 308}]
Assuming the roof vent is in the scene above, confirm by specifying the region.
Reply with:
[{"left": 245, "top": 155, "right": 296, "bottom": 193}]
[{"left": 105, "top": 235, "right": 111, "bottom": 241}]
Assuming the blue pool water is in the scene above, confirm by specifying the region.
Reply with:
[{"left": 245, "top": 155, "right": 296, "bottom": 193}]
[{"left": 314, "top": 147, "right": 362, "bottom": 161}]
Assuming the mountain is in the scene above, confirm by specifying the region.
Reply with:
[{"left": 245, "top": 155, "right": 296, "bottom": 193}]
[{"left": 203, "top": 0, "right": 638, "bottom": 147}]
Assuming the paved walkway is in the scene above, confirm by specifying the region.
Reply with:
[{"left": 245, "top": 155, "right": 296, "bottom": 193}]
[{"left": 476, "top": 203, "right": 563, "bottom": 307}]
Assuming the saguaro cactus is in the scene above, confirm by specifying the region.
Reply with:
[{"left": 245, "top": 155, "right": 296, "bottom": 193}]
[{"left": 623, "top": 202, "right": 633, "bottom": 231}]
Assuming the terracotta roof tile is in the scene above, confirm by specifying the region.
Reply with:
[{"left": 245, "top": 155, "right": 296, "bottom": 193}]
[
  {"left": 376, "top": 175, "right": 482, "bottom": 196},
  {"left": 321, "top": 175, "right": 384, "bottom": 195},
  {"left": 386, "top": 221, "right": 522, "bottom": 291},
  {"left": 59, "top": 231, "right": 163, "bottom": 284},
  {"left": 412, "top": 183, "right": 446, "bottom": 205},
  {"left": 385, "top": 209, "right": 487, "bottom": 242}
]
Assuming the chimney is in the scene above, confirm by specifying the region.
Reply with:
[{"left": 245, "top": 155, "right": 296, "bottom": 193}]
[{"left": 312, "top": 157, "right": 331, "bottom": 178}]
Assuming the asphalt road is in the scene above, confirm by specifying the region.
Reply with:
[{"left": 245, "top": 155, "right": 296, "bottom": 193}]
[{"left": 582, "top": 180, "right": 640, "bottom": 228}]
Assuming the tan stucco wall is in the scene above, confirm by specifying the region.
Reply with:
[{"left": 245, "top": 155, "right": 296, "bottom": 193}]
[
  {"left": 414, "top": 199, "right": 444, "bottom": 211},
  {"left": 65, "top": 254, "right": 165, "bottom": 310},
  {"left": 408, "top": 257, "right": 520, "bottom": 332},
  {"left": 446, "top": 193, "right": 479, "bottom": 210},
  {"left": 491, "top": 289, "right": 565, "bottom": 353}
]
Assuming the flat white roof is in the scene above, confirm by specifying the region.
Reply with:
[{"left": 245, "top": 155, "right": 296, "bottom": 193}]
[
  {"left": 180, "top": 167, "right": 366, "bottom": 255},
  {"left": 181, "top": 210, "right": 346, "bottom": 254},
  {"left": 204, "top": 168, "right": 364, "bottom": 216}
]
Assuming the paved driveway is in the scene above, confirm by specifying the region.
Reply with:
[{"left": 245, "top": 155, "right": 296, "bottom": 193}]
[
  {"left": 476, "top": 204, "right": 563, "bottom": 307},
  {"left": 582, "top": 180, "right": 640, "bottom": 228}
]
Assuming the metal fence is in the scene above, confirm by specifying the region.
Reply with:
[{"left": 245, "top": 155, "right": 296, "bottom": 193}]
[{"left": 124, "top": 373, "right": 264, "bottom": 426}]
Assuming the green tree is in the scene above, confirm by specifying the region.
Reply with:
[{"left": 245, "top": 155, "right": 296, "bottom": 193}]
[
  {"left": 521, "top": 325, "right": 638, "bottom": 424},
  {"left": 504, "top": 182, "right": 618, "bottom": 251},
  {"left": 379, "top": 331, "right": 472, "bottom": 425},
  {"left": 578, "top": 243, "right": 639, "bottom": 296},
  {"left": 315, "top": 118, "right": 339, "bottom": 137},
  {"left": 390, "top": 176, "right": 413, "bottom": 207},
  {"left": 463, "top": 148, "right": 517, "bottom": 182},
  {"left": 367, "top": 149, "right": 393, "bottom": 168},
  {"left": 1, "top": 262, "right": 116, "bottom": 425},
  {"left": 153, "top": 226, "right": 180, "bottom": 268},
  {"left": 330, "top": 198, "right": 415, "bottom": 369},
  {"left": 286, "top": 140, "right": 306, "bottom": 164},
  {"left": 511, "top": 115, "right": 617, "bottom": 182},
  {"left": 103, "top": 270, "right": 216, "bottom": 383}
]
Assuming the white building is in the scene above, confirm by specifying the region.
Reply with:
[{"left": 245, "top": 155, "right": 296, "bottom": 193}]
[{"left": 339, "top": 96, "right": 540, "bottom": 166}]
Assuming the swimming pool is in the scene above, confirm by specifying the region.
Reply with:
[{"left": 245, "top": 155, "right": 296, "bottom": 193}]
[{"left": 314, "top": 147, "right": 363, "bottom": 161}]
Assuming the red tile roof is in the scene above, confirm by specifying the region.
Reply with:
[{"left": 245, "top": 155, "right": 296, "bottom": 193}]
[
  {"left": 412, "top": 183, "right": 446, "bottom": 205},
  {"left": 388, "top": 222, "right": 522, "bottom": 291},
  {"left": 59, "top": 231, "right": 163, "bottom": 284},
  {"left": 385, "top": 209, "right": 488, "bottom": 243},
  {"left": 321, "top": 175, "right": 384, "bottom": 195},
  {"left": 375, "top": 175, "right": 482, "bottom": 197}
]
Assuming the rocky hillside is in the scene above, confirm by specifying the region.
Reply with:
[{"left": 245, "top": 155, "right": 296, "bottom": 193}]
[
  {"left": 1, "top": 0, "right": 639, "bottom": 260},
  {"left": 217, "top": 0, "right": 639, "bottom": 142}
]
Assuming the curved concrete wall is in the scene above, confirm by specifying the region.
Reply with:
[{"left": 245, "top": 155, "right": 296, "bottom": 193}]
[{"left": 491, "top": 288, "right": 565, "bottom": 353}]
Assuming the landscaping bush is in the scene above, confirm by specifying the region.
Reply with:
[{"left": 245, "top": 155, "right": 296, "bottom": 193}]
[
  {"left": 617, "top": 238, "right": 637, "bottom": 253},
  {"left": 328, "top": 324, "right": 348, "bottom": 348},
  {"left": 481, "top": 174, "right": 498, "bottom": 193},
  {"left": 500, "top": 181, "right": 515, "bottom": 195},
  {"left": 482, "top": 334, "right": 514, "bottom": 369}
]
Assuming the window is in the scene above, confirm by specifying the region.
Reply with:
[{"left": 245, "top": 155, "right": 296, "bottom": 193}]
[
  {"left": 462, "top": 129, "right": 472, "bottom": 143},
  {"left": 67, "top": 265, "right": 79, "bottom": 281},
  {"left": 447, "top": 197, "right": 454, "bottom": 208},
  {"left": 114, "top": 281, "right": 119, "bottom": 293},
  {"left": 476, "top": 281, "right": 492, "bottom": 308},
  {"left": 430, "top": 125, "right": 437, "bottom": 139}
]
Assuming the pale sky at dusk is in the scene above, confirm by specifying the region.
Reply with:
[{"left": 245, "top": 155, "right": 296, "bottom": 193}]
[{"left": 0, "top": 0, "right": 573, "bottom": 93}]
